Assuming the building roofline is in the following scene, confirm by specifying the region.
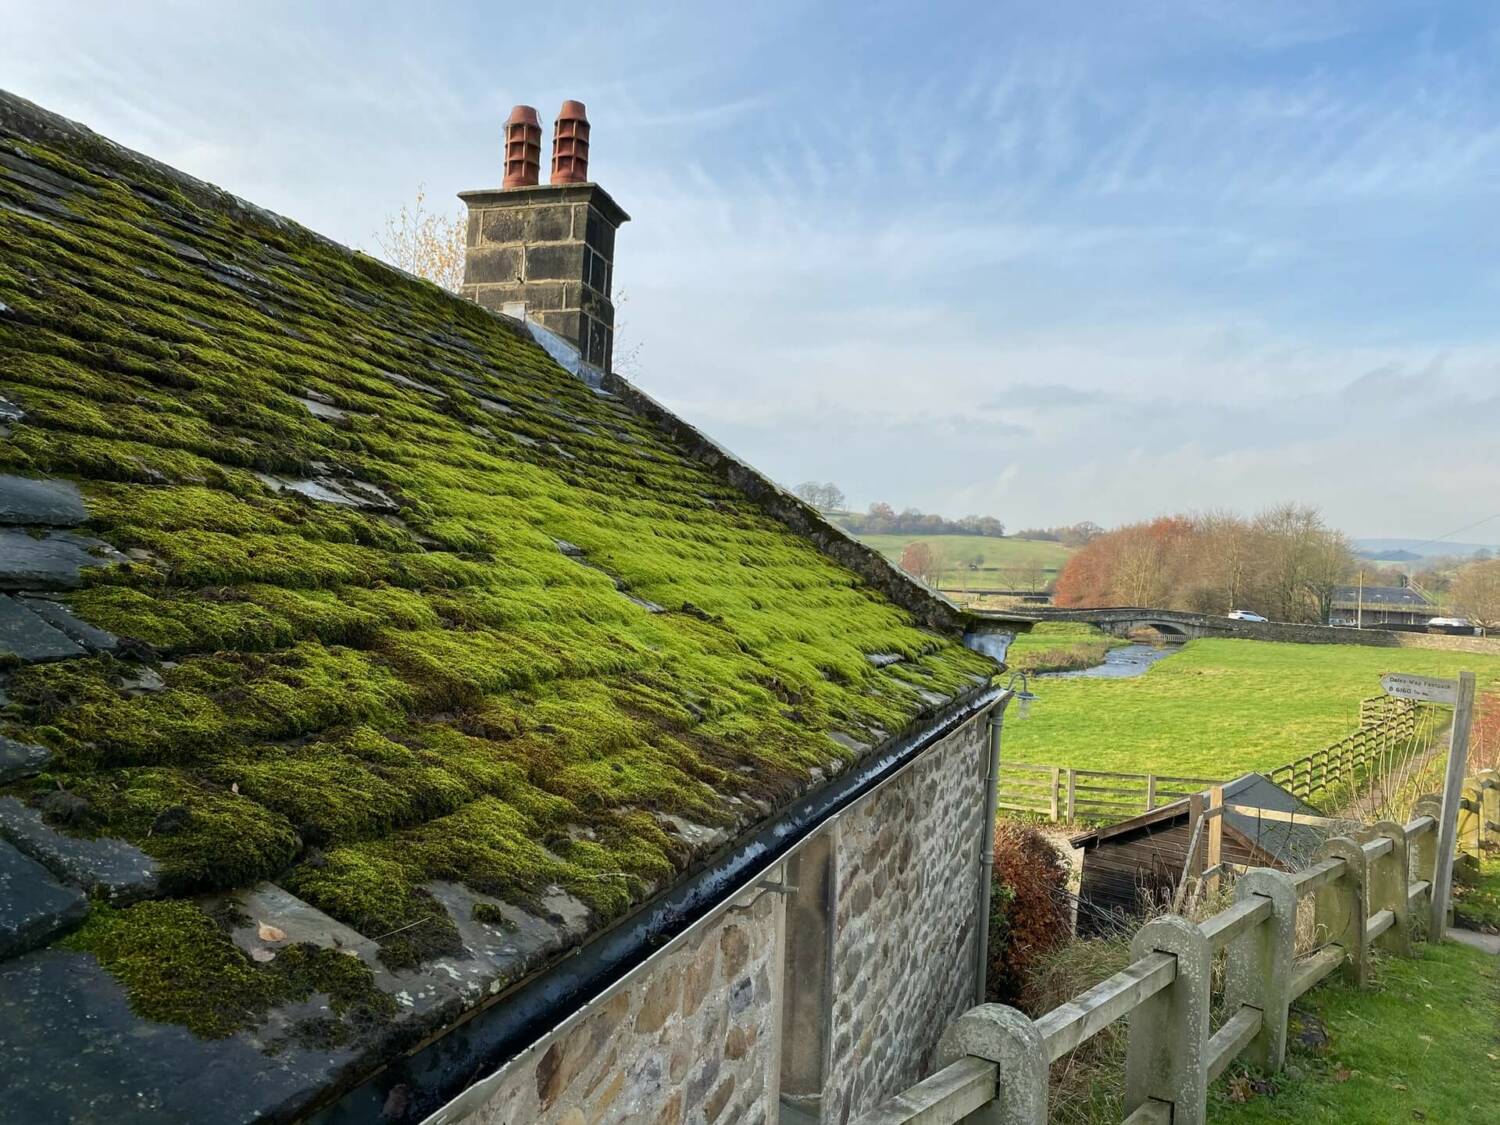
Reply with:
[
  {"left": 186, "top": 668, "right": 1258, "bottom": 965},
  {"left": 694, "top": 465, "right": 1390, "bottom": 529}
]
[{"left": 316, "top": 684, "right": 1009, "bottom": 1125}]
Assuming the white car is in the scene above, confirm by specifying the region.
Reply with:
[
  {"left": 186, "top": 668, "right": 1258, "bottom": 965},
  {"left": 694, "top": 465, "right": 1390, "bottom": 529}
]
[{"left": 1227, "top": 609, "right": 1268, "bottom": 622}]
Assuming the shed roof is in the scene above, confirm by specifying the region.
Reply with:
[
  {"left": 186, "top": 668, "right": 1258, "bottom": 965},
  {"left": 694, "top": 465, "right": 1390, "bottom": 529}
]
[
  {"left": 1071, "top": 773, "right": 1329, "bottom": 867},
  {"left": 0, "top": 91, "right": 994, "bottom": 1122},
  {"left": 1329, "top": 584, "right": 1433, "bottom": 609}
]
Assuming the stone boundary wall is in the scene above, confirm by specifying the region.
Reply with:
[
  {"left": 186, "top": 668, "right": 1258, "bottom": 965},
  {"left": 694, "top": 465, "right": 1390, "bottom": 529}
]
[
  {"left": 459, "top": 882, "right": 784, "bottom": 1125},
  {"left": 601, "top": 371, "right": 969, "bottom": 636},
  {"left": 821, "top": 711, "right": 989, "bottom": 1123},
  {"left": 1392, "top": 632, "right": 1500, "bottom": 656}
]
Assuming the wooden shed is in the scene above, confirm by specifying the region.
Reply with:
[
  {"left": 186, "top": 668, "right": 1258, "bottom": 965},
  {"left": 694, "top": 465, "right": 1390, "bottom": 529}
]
[{"left": 1069, "top": 773, "right": 1329, "bottom": 935}]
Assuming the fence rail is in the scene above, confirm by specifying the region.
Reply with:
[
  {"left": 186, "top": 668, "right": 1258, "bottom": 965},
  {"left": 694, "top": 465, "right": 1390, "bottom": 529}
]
[
  {"left": 858, "top": 769, "right": 1492, "bottom": 1125},
  {"left": 1002, "top": 697, "right": 1427, "bottom": 822}
]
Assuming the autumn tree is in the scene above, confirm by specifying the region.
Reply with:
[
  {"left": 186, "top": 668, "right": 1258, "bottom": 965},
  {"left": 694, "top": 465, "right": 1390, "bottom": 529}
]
[
  {"left": 899, "top": 541, "right": 940, "bottom": 586},
  {"left": 1052, "top": 505, "right": 1352, "bottom": 622},
  {"left": 1452, "top": 558, "right": 1500, "bottom": 631},
  {"left": 375, "top": 186, "right": 467, "bottom": 293}
]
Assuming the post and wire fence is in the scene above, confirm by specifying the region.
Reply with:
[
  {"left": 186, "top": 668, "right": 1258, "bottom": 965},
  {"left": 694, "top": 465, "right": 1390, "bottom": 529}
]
[
  {"left": 860, "top": 790, "right": 1471, "bottom": 1125},
  {"left": 998, "top": 696, "right": 1438, "bottom": 824},
  {"left": 859, "top": 672, "right": 1489, "bottom": 1125}
]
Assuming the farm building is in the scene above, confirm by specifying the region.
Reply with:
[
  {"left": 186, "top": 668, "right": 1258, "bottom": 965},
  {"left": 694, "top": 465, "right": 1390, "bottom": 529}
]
[
  {"left": 1070, "top": 773, "right": 1328, "bottom": 935},
  {"left": 0, "top": 91, "right": 1019, "bottom": 1125},
  {"left": 1326, "top": 582, "right": 1434, "bottom": 628}
]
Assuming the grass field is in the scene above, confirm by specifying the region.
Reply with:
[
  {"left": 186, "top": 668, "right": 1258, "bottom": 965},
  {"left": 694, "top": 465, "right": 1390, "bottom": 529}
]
[
  {"left": 1208, "top": 940, "right": 1499, "bottom": 1124},
  {"left": 856, "top": 533, "right": 1073, "bottom": 591},
  {"left": 1002, "top": 637, "right": 1500, "bottom": 778}
]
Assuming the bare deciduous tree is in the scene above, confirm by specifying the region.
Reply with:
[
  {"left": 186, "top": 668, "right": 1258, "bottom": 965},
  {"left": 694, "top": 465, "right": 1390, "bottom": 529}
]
[
  {"left": 1055, "top": 504, "right": 1353, "bottom": 623},
  {"left": 375, "top": 186, "right": 467, "bottom": 293},
  {"left": 1452, "top": 559, "right": 1500, "bottom": 631},
  {"left": 793, "top": 481, "right": 847, "bottom": 513}
]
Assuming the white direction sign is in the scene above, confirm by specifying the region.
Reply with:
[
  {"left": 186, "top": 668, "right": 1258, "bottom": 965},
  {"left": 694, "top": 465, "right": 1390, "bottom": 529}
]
[{"left": 1381, "top": 673, "right": 1458, "bottom": 705}]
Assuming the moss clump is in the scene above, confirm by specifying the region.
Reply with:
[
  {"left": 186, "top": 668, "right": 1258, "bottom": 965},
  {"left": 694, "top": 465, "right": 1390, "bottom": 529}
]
[
  {"left": 471, "top": 902, "right": 514, "bottom": 929},
  {"left": 281, "top": 850, "right": 462, "bottom": 970},
  {"left": 61, "top": 900, "right": 393, "bottom": 1039}
]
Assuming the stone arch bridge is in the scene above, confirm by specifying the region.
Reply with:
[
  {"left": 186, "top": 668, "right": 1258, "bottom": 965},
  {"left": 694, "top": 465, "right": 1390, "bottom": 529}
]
[{"left": 970, "top": 606, "right": 1410, "bottom": 647}]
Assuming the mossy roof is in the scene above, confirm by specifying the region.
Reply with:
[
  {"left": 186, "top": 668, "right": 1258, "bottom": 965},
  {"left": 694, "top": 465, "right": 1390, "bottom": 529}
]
[{"left": 0, "top": 93, "right": 995, "bottom": 1116}]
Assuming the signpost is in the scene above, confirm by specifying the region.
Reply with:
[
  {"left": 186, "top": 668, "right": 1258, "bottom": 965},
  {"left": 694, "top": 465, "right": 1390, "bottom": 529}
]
[
  {"left": 1384, "top": 670, "right": 1475, "bottom": 938},
  {"left": 1379, "top": 673, "right": 1458, "bottom": 706}
]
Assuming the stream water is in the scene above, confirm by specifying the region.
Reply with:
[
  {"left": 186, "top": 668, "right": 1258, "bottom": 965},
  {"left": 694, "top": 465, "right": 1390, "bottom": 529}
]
[{"left": 1039, "top": 642, "right": 1179, "bottom": 679}]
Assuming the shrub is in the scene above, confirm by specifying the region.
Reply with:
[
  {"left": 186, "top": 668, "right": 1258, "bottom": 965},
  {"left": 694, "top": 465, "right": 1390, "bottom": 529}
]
[{"left": 987, "top": 821, "right": 1072, "bottom": 1004}]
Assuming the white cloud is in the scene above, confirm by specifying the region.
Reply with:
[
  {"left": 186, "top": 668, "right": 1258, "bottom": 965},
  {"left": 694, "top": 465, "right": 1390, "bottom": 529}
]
[{"left": 3, "top": 0, "right": 1499, "bottom": 538}]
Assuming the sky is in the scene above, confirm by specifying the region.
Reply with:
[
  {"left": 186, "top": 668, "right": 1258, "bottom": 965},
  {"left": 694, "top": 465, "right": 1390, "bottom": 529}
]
[{"left": 4, "top": 1, "right": 1500, "bottom": 542}]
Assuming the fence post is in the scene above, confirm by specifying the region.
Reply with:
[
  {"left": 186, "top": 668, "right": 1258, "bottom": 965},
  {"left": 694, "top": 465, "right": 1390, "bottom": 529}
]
[
  {"left": 1314, "top": 837, "right": 1368, "bottom": 988},
  {"left": 1146, "top": 773, "right": 1158, "bottom": 811},
  {"left": 1459, "top": 779, "right": 1484, "bottom": 859},
  {"left": 1432, "top": 671, "right": 1476, "bottom": 940},
  {"left": 1481, "top": 769, "right": 1500, "bottom": 849},
  {"left": 1048, "top": 767, "right": 1060, "bottom": 822},
  {"left": 1065, "top": 769, "right": 1077, "bottom": 822},
  {"left": 1125, "top": 915, "right": 1212, "bottom": 1125},
  {"left": 1205, "top": 787, "right": 1224, "bottom": 897},
  {"left": 1188, "top": 792, "right": 1207, "bottom": 882},
  {"left": 1411, "top": 793, "right": 1442, "bottom": 925},
  {"left": 1224, "top": 868, "right": 1296, "bottom": 1072},
  {"left": 1367, "top": 820, "right": 1411, "bottom": 957},
  {"left": 936, "top": 1004, "right": 1047, "bottom": 1125}
]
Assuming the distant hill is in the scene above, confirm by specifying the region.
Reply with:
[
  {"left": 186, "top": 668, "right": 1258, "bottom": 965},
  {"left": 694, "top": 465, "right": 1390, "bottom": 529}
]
[{"left": 1352, "top": 538, "right": 1498, "bottom": 560}]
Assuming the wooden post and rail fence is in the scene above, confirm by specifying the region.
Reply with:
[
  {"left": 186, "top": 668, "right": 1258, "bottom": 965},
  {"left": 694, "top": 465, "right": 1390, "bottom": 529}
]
[
  {"left": 859, "top": 671, "right": 1492, "bottom": 1125},
  {"left": 1000, "top": 696, "right": 1428, "bottom": 823}
]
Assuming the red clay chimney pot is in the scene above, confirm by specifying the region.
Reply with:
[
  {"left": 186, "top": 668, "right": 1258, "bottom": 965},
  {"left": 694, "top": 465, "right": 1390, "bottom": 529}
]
[
  {"left": 550, "top": 100, "right": 591, "bottom": 185},
  {"left": 502, "top": 104, "right": 542, "bottom": 188}
]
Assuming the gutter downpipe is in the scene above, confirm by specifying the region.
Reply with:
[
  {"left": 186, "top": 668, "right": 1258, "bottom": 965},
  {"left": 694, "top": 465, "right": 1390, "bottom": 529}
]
[
  {"left": 973, "top": 693, "right": 1012, "bottom": 1005},
  {"left": 316, "top": 684, "right": 1004, "bottom": 1125}
]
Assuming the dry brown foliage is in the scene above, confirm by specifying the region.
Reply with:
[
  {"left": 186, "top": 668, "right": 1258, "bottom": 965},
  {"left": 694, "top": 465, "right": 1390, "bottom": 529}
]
[
  {"left": 988, "top": 821, "right": 1072, "bottom": 1004},
  {"left": 375, "top": 185, "right": 467, "bottom": 293}
]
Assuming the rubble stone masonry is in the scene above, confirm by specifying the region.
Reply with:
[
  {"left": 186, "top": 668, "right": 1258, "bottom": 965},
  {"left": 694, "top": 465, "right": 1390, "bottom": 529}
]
[
  {"left": 459, "top": 710, "right": 989, "bottom": 1125},
  {"left": 821, "top": 711, "right": 988, "bottom": 1123},
  {"left": 464, "top": 883, "right": 784, "bottom": 1125}
]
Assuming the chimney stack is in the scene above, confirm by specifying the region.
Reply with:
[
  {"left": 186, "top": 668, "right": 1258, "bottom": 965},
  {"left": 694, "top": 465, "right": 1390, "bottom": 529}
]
[
  {"left": 502, "top": 105, "right": 542, "bottom": 188},
  {"left": 550, "top": 100, "right": 590, "bottom": 184},
  {"left": 460, "top": 101, "right": 628, "bottom": 375}
]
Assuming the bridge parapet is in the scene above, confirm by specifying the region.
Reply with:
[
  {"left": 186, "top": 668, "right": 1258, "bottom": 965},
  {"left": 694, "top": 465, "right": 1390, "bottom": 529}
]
[{"left": 968, "top": 606, "right": 1409, "bottom": 647}]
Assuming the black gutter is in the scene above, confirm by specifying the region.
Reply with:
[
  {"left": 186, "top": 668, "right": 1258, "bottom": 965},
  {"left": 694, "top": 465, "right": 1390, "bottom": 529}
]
[{"left": 313, "top": 685, "right": 1004, "bottom": 1125}]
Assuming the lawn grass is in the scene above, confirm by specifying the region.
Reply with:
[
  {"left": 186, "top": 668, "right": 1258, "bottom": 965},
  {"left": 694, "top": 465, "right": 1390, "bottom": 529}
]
[
  {"left": 1209, "top": 940, "right": 1500, "bottom": 1124},
  {"left": 1003, "top": 637, "right": 1500, "bottom": 778},
  {"left": 855, "top": 533, "right": 1073, "bottom": 591}
]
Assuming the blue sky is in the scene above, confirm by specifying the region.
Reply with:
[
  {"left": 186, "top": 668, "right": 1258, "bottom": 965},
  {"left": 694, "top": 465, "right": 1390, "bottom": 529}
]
[{"left": 5, "top": 1, "right": 1500, "bottom": 540}]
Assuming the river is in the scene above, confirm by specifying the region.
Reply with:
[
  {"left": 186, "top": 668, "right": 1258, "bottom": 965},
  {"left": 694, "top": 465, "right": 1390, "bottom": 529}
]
[{"left": 1038, "top": 642, "right": 1179, "bottom": 679}]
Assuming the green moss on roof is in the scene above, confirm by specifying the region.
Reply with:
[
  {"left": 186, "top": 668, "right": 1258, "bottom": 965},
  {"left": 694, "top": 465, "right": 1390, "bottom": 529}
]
[
  {"left": 61, "top": 900, "right": 395, "bottom": 1040},
  {"left": 0, "top": 121, "right": 992, "bottom": 1019}
]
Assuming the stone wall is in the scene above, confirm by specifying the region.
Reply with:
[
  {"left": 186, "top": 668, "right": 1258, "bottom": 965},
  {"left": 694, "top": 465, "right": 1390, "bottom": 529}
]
[
  {"left": 821, "top": 711, "right": 989, "bottom": 1124},
  {"left": 453, "top": 711, "right": 994, "bottom": 1125},
  {"left": 460, "top": 881, "right": 783, "bottom": 1125},
  {"left": 459, "top": 183, "right": 627, "bottom": 373}
]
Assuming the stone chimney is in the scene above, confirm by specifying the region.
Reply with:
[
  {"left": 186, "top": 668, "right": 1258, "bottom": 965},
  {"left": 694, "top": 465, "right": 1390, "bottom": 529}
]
[{"left": 460, "top": 101, "right": 629, "bottom": 374}]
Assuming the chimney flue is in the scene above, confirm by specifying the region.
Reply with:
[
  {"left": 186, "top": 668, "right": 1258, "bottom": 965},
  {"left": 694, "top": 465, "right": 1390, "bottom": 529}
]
[
  {"left": 461, "top": 100, "right": 627, "bottom": 374},
  {"left": 502, "top": 105, "right": 542, "bottom": 188},
  {"left": 550, "top": 100, "right": 590, "bottom": 184}
]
